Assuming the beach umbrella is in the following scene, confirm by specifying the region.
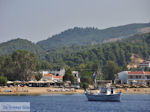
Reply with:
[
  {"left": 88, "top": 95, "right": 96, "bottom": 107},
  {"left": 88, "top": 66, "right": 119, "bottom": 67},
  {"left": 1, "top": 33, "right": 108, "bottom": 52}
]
[
  {"left": 46, "top": 80, "right": 54, "bottom": 83},
  {"left": 14, "top": 80, "right": 21, "bottom": 83},
  {"left": 7, "top": 81, "right": 13, "bottom": 84}
]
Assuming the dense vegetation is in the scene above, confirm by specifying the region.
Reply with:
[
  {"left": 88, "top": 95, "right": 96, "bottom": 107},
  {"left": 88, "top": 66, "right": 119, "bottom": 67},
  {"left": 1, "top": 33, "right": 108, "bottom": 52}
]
[
  {"left": 26, "top": 33, "right": 148, "bottom": 83},
  {"left": 0, "top": 76, "right": 7, "bottom": 86},
  {"left": 0, "top": 23, "right": 150, "bottom": 83},
  {"left": 0, "top": 38, "right": 44, "bottom": 55},
  {"left": 37, "top": 23, "right": 150, "bottom": 50},
  {"left": 44, "top": 33, "right": 150, "bottom": 70},
  {"left": 0, "top": 50, "right": 38, "bottom": 81},
  {"left": 0, "top": 33, "right": 150, "bottom": 82}
]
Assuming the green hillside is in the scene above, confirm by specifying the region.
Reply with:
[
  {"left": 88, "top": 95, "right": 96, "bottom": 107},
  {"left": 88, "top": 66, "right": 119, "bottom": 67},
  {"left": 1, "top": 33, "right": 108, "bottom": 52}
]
[
  {"left": 37, "top": 23, "right": 150, "bottom": 50},
  {"left": 43, "top": 33, "right": 150, "bottom": 70},
  {"left": 0, "top": 38, "right": 44, "bottom": 55},
  {"left": 0, "top": 23, "right": 149, "bottom": 71}
]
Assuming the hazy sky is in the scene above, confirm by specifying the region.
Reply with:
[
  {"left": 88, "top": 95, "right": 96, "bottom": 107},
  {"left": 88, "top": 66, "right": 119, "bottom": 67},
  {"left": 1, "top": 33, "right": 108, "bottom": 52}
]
[{"left": 0, "top": 0, "right": 150, "bottom": 43}]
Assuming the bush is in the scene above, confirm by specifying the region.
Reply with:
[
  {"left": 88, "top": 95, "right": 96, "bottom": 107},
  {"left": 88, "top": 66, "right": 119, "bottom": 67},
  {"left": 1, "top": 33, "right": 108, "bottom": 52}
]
[
  {"left": 35, "top": 72, "right": 42, "bottom": 81},
  {"left": 0, "top": 76, "right": 7, "bottom": 86},
  {"left": 80, "top": 82, "right": 89, "bottom": 90},
  {"left": 63, "top": 69, "right": 75, "bottom": 84}
]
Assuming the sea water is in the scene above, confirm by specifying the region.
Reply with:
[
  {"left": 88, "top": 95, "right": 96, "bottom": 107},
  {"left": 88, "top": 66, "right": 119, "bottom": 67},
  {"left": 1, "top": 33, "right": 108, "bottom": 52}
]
[{"left": 0, "top": 94, "right": 150, "bottom": 112}]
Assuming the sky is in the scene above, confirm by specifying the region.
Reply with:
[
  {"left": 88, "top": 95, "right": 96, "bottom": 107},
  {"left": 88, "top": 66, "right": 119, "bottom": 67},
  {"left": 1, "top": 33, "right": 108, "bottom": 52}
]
[{"left": 0, "top": 0, "right": 150, "bottom": 43}]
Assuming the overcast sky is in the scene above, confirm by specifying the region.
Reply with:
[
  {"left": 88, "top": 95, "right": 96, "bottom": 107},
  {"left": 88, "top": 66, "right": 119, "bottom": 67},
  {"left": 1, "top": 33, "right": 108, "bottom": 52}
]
[{"left": 0, "top": 0, "right": 150, "bottom": 43}]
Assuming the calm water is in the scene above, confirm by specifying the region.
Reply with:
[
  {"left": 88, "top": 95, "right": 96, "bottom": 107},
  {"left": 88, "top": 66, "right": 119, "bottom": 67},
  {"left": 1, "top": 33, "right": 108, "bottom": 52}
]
[{"left": 0, "top": 94, "right": 150, "bottom": 112}]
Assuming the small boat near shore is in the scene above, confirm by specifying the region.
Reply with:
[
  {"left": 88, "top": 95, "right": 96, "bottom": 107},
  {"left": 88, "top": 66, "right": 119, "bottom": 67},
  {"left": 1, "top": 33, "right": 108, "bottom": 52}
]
[{"left": 85, "top": 88, "right": 121, "bottom": 102}]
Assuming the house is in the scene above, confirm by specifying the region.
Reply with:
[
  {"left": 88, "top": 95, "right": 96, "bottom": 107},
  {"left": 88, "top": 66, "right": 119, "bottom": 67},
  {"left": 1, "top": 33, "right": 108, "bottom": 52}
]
[
  {"left": 41, "top": 69, "right": 80, "bottom": 84},
  {"left": 52, "top": 75, "right": 63, "bottom": 82},
  {"left": 42, "top": 73, "right": 53, "bottom": 81},
  {"left": 72, "top": 71, "right": 80, "bottom": 83},
  {"left": 40, "top": 68, "right": 65, "bottom": 76},
  {"left": 49, "top": 68, "right": 65, "bottom": 76},
  {"left": 139, "top": 61, "right": 150, "bottom": 68},
  {"left": 115, "top": 71, "right": 150, "bottom": 86},
  {"left": 42, "top": 73, "right": 63, "bottom": 82}
]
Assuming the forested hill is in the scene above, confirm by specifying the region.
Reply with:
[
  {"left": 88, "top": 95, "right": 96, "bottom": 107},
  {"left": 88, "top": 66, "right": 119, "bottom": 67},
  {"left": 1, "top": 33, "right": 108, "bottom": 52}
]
[
  {"left": 43, "top": 33, "right": 150, "bottom": 70},
  {"left": 0, "top": 38, "right": 44, "bottom": 55},
  {"left": 0, "top": 23, "right": 150, "bottom": 57},
  {"left": 37, "top": 23, "right": 150, "bottom": 50}
]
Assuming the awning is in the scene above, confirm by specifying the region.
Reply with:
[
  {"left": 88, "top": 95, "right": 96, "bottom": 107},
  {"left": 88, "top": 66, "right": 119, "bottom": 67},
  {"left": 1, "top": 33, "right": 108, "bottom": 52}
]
[{"left": 7, "top": 81, "right": 13, "bottom": 84}]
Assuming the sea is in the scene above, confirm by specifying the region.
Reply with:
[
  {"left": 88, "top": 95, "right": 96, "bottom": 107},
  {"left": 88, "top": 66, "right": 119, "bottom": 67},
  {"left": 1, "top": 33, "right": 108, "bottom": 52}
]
[{"left": 0, "top": 94, "right": 150, "bottom": 112}]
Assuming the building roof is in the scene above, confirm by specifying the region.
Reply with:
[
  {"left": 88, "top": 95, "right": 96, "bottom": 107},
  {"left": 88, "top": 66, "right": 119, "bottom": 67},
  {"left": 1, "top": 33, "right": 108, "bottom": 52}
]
[
  {"left": 128, "top": 71, "right": 150, "bottom": 75},
  {"left": 139, "top": 61, "right": 150, "bottom": 64},
  {"left": 43, "top": 73, "right": 63, "bottom": 79},
  {"left": 43, "top": 73, "right": 53, "bottom": 77},
  {"left": 53, "top": 76, "right": 63, "bottom": 79}
]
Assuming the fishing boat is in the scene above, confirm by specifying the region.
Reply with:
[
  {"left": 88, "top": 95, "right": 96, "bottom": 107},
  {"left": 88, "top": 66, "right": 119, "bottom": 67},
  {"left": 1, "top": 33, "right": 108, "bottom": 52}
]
[{"left": 85, "top": 88, "right": 121, "bottom": 101}]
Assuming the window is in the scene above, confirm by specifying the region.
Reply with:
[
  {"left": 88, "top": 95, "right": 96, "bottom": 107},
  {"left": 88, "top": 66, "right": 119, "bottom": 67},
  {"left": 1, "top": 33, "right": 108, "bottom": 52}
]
[
  {"left": 147, "top": 76, "right": 150, "bottom": 79},
  {"left": 130, "top": 76, "right": 133, "bottom": 79}
]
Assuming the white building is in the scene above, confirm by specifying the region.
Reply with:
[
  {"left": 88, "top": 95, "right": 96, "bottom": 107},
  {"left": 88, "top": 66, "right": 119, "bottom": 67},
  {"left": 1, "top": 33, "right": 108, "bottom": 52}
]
[
  {"left": 40, "top": 68, "right": 65, "bottom": 82},
  {"left": 115, "top": 71, "right": 150, "bottom": 86},
  {"left": 50, "top": 68, "right": 65, "bottom": 76},
  {"left": 139, "top": 61, "right": 150, "bottom": 68},
  {"left": 72, "top": 71, "right": 80, "bottom": 83},
  {"left": 40, "top": 68, "right": 65, "bottom": 76},
  {"left": 42, "top": 73, "right": 63, "bottom": 82}
]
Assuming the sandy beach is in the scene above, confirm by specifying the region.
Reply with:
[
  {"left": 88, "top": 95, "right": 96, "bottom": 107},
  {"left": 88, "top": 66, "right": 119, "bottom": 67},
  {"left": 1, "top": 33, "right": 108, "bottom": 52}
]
[
  {"left": 0, "top": 86, "right": 150, "bottom": 95},
  {"left": 0, "top": 86, "right": 84, "bottom": 95}
]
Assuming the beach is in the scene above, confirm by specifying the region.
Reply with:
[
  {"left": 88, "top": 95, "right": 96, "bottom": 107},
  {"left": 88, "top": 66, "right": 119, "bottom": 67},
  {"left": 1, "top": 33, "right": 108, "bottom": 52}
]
[
  {"left": 0, "top": 86, "right": 150, "bottom": 95},
  {"left": 0, "top": 86, "right": 84, "bottom": 95}
]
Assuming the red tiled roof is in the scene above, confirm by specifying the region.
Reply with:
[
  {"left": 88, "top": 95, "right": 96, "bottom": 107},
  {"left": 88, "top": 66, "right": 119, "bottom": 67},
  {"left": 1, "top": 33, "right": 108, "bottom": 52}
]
[
  {"left": 128, "top": 71, "right": 150, "bottom": 75},
  {"left": 43, "top": 74, "right": 63, "bottom": 79},
  {"left": 53, "top": 76, "right": 63, "bottom": 79},
  {"left": 140, "top": 61, "right": 150, "bottom": 64},
  {"left": 43, "top": 73, "right": 53, "bottom": 77}
]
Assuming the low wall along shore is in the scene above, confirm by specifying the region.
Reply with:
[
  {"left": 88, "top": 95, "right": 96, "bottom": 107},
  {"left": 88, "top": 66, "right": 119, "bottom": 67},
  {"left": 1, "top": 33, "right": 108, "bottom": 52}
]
[{"left": 0, "top": 87, "right": 150, "bottom": 95}]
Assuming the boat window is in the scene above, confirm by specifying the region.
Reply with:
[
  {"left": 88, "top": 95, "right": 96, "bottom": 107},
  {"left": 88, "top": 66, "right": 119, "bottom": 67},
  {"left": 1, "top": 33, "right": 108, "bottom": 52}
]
[{"left": 111, "top": 88, "right": 113, "bottom": 94}]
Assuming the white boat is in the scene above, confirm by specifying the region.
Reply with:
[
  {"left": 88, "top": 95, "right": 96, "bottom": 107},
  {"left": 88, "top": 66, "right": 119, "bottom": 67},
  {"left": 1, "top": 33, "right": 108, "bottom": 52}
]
[{"left": 85, "top": 88, "right": 121, "bottom": 102}]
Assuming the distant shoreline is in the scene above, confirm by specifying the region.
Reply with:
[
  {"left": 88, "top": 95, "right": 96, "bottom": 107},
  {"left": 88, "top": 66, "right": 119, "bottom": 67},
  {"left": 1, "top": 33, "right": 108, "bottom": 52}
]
[
  {"left": 0, "top": 91, "right": 83, "bottom": 96},
  {"left": 0, "top": 87, "right": 84, "bottom": 96},
  {"left": 0, "top": 87, "right": 150, "bottom": 96}
]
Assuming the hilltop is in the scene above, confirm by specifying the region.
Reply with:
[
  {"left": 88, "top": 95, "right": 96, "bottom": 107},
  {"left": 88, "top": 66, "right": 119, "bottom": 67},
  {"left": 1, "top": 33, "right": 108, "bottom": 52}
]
[
  {"left": 37, "top": 23, "right": 150, "bottom": 50},
  {"left": 0, "top": 38, "right": 44, "bottom": 55}
]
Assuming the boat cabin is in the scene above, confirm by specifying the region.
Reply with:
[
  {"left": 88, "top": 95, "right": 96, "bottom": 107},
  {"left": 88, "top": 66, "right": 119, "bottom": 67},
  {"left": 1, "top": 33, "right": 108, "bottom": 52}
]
[{"left": 100, "top": 88, "right": 115, "bottom": 95}]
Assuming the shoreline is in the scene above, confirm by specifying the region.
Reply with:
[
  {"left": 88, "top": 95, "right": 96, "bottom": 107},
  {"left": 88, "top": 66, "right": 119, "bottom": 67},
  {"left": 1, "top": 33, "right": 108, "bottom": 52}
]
[
  {"left": 0, "top": 87, "right": 150, "bottom": 96},
  {"left": 0, "top": 91, "right": 84, "bottom": 96},
  {"left": 0, "top": 87, "right": 84, "bottom": 96}
]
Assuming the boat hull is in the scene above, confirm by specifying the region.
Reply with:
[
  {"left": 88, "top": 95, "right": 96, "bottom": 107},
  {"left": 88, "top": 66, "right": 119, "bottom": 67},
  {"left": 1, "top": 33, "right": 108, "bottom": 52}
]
[{"left": 85, "top": 93, "right": 121, "bottom": 101}]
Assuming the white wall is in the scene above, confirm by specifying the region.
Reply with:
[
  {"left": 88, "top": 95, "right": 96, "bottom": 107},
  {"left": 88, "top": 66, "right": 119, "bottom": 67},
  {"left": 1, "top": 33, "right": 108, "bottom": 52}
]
[{"left": 118, "top": 71, "right": 128, "bottom": 84}]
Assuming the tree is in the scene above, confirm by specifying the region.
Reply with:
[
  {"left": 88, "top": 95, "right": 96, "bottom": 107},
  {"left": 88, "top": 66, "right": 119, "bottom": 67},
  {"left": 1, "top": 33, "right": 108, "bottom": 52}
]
[
  {"left": 0, "top": 56, "right": 15, "bottom": 80},
  {"left": 102, "top": 61, "right": 120, "bottom": 80},
  {"left": 0, "top": 76, "right": 7, "bottom": 86},
  {"left": 37, "top": 61, "right": 52, "bottom": 70},
  {"left": 11, "top": 50, "right": 38, "bottom": 81},
  {"left": 35, "top": 72, "right": 42, "bottom": 81},
  {"left": 80, "top": 73, "right": 93, "bottom": 89},
  {"left": 96, "top": 64, "right": 104, "bottom": 80},
  {"left": 80, "top": 82, "right": 89, "bottom": 90},
  {"left": 63, "top": 69, "right": 75, "bottom": 84},
  {"left": 80, "top": 75, "right": 92, "bottom": 84}
]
